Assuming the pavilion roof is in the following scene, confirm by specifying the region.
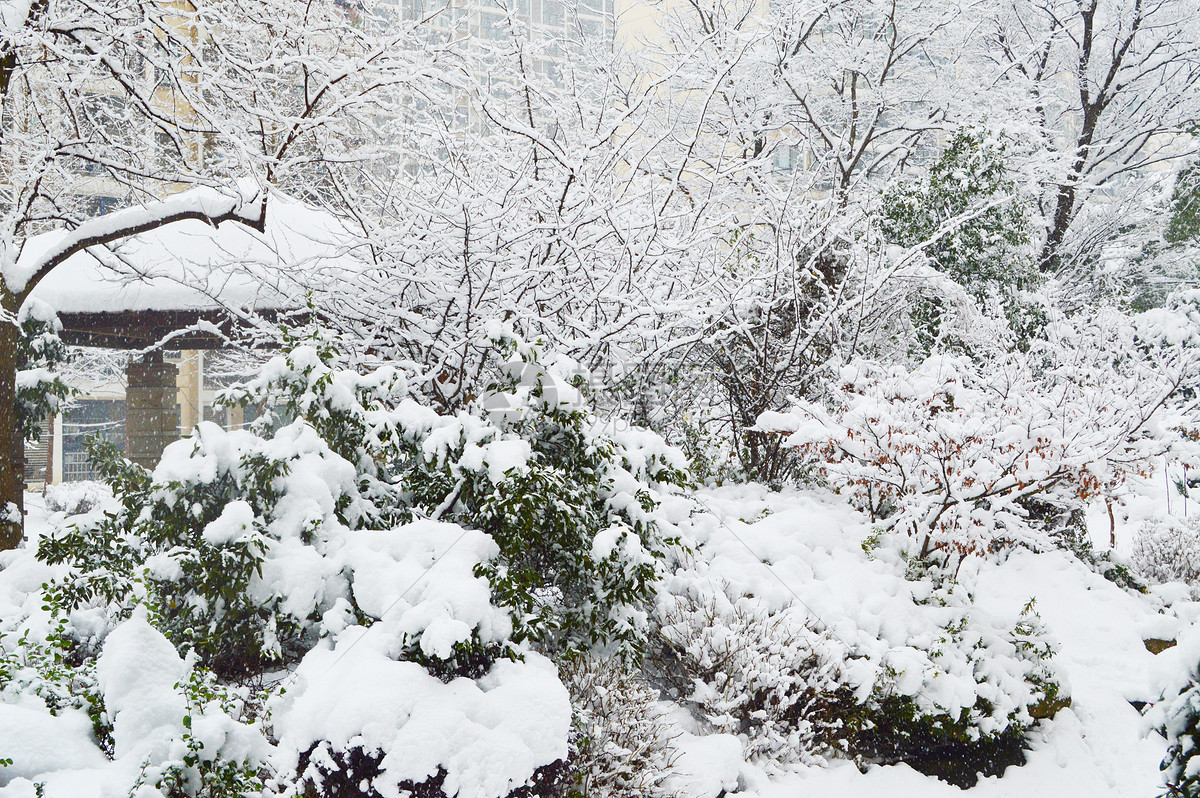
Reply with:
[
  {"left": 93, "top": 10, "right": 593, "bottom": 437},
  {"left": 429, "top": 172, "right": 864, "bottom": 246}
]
[{"left": 21, "top": 194, "right": 364, "bottom": 349}]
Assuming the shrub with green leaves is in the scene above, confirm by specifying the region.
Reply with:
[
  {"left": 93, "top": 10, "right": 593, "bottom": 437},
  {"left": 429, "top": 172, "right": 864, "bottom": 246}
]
[
  {"left": 146, "top": 668, "right": 266, "bottom": 798},
  {"left": 880, "top": 128, "right": 1036, "bottom": 353},
  {"left": 15, "top": 299, "right": 73, "bottom": 445},
  {"left": 881, "top": 128, "right": 1032, "bottom": 296},
  {"left": 0, "top": 585, "right": 110, "bottom": 754},
  {"left": 39, "top": 331, "right": 689, "bottom": 678},
  {"left": 1151, "top": 637, "right": 1200, "bottom": 798},
  {"left": 39, "top": 419, "right": 362, "bottom": 677},
  {"left": 220, "top": 332, "right": 691, "bottom": 661},
  {"left": 216, "top": 333, "right": 410, "bottom": 530},
  {"left": 385, "top": 343, "right": 689, "bottom": 660}
]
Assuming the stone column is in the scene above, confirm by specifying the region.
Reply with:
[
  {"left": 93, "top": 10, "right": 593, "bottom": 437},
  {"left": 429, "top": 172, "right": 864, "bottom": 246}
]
[{"left": 125, "top": 352, "right": 179, "bottom": 469}]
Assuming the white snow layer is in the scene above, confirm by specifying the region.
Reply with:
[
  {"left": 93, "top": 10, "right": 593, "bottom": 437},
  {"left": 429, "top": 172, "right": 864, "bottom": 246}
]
[
  {"left": 17, "top": 192, "right": 362, "bottom": 314},
  {"left": 2, "top": 482, "right": 1197, "bottom": 797},
  {"left": 271, "top": 636, "right": 570, "bottom": 798}
]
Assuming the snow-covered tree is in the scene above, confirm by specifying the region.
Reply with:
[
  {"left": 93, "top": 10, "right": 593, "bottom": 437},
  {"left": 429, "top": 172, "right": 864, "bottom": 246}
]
[
  {"left": 0, "top": 0, "right": 430, "bottom": 548},
  {"left": 983, "top": 0, "right": 1200, "bottom": 280}
]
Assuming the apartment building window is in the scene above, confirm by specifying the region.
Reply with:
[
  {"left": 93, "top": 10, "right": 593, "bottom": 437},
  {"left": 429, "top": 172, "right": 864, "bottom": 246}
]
[
  {"left": 480, "top": 10, "right": 509, "bottom": 40},
  {"left": 774, "top": 144, "right": 801, "bottom": 171},
  {"left": 578, "top": 0, "right": 613, "bottom": 15},
  {"left": 577, "top": 17, "right": 604, "bottom": 40},
  {"left": 61, "top": 400, "right": 125, "bottom": 482},
  {"left": 541, "top": 0, "right": 564, "bottom": 28},
  {"left": 85, "top": 196, "right": 123, "bottom": 216}
]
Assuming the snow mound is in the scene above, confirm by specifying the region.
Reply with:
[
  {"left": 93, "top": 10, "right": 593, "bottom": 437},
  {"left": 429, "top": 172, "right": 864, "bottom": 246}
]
[
  {"left": 339, "top": 520, "right": 513, "bottom": 658},
  {"left": 0, "top": 702, "right": 106, "bottom": 787},
  {"left": 271, "top": 632, "right": 570, "bottom": 798}
]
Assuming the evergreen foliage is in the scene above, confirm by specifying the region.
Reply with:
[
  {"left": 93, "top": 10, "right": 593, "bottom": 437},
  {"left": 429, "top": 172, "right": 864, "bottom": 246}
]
[
  {"left": 38, "top": 423, "right": 359, "bottom": 677},
  {"left": 880, "top": 129, "right": 1035, "bottom": 352},
  {"left": 1159, "top": 658, "right": 1200, "bottom": 797},
  {"left": 15, "top": 301, "right": 73, "bottom": 444},
  {"left": 1167, "top": 162, "right": 1200, "bottom": 247}
]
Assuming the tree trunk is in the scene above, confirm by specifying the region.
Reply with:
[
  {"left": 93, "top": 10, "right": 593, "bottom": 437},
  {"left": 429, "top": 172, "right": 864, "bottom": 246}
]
[{"left": 1, "top": 288, "right": 24, "bottom": 549}]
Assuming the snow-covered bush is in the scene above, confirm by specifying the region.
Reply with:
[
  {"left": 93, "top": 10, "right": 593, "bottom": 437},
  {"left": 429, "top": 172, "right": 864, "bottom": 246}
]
[
  {"left": 98, "top": 611, "right": 270, "bottom": 798},
  {"left": 1133, "top": 517, "right": 1200, "bottom": 587},
  {"left": 561, "top": 655, "right": 678, "bottom": 798},
  {"left": 760, "top": 300, "right": 1200, "bottom": 567},
  {"left": 854, "top": 586, "right": 1064, "bottom": 785},
  {"left": 38, "top": 420, "right": 358, "bottom": 676},
  {"left": 760, "top": 345, "right": 1178, "bottom": 565},
  {"left": 879, "top": 128, "right": 1036, "bottom": 357},
  {"left": 0, "top": 586, "right": 108, "bottom": 753},
  {"left": 1158, "top": 674, "right": 1200, "bottom": 798},
  {"left": 653, "top": 587, "right": 857, "bottom": 768},
  {"left": 391, "top": 345, "right": 689, "bottom": 659},
  {"left": 1149, "top": 623, "right": 1200, "bottom": 798},
  {"left": 24, "top": 335, "right": 692, "bottom": 794},
  {"left": 210, "top": 336, "right": 683, "bottom": 792},
  {"left": 224, "top": 334, "right": 691, "bottom": 660},
  {"left": 269, "top": 523, "right": 573, "bottom": 798},
  {"left": 1, "top": 600, "right": 268, "bottom": 797},
  {"left": 652, "top": 575, "right": 1056, "bottom": 779},
  {"left": 656, "top": 489, "right": 1069, "bottom": 784},
  {"left": 15, "top": 299, "right": 73, "bottom": 446},
  {"left": 42, "top": 482, "right": 112, "bottom": 517},
  {"left": 216, "top": 336, "right": 410, "bottom": 529}
]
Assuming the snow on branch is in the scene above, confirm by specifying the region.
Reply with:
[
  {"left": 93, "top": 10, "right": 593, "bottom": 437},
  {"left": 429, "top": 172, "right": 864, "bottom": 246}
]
[
  {"left": 758, "top": 304, "right": 1200, "bottom": 563},
  {"left": 5, "top": 185, "right": 265, "bottom": 297}
]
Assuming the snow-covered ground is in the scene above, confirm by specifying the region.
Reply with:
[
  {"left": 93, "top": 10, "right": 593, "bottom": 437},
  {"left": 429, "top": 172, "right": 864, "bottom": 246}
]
[{"left": 1, "top": 479, "right": 1195, "bottom": 797}]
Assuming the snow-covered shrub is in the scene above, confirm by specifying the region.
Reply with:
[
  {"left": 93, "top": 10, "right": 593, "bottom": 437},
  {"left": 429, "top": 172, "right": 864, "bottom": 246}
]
[
  {"left": 561, "top": 655, "right": 678, "bottom": 798},
  {"left": 226, "top": 335, "right": 691, "bottom": 660},
  {"left": 2, "top": 598, "right": 270, "bottom": 796},
  {"left": 1158, "top": 675, "right": 1200, "bottom": 798},
  {"left": 126, "top": 669, "right": 266, "bottom": 798},
  {"left": 760, "top": 347, "right": 1174, "bottom": 565},
  {"left": 41, "top": 481, "right": 112, "bottom": 516},
  {"left": 29, "top": 335, "right": 688, "bottom": 794},
  {"left": 760, "top": 300, "right": 1200, "bottom": 567},
  {"left": 15, "top": 299, "right": 72, "bottom": 445},
  {"left": 854, "top": 588, "right": 1064, "bottom": 786},
  {"left": 1148, "top": 624, "right": 1200, "bottom": 798},
  {"left": 880, "top": 130, "right": 1032, "bottom": 291},
  {"left": 0, "top": 586, "right": 109, "bottom": 754},
  {"left": 335, "top": 520, "right": 518, "bottom": 681},
  {"left": 99, "top": 611, "right": 270, "bottom": 798},
  {"left": 1133, "top": 517, "right": 1200, "bottom": 587},
  {"left": 653, "top": 586, "right": 859, "bottom": 768},
  {"left": 216, "top": 336, "right": 410, "bottom": 529},
  {"left": 879, "top": 128, "right": 1035, "bottom": 357},
  {"left": 270, "top": 556, "right": 573, "bottom": 798},
  {"left": 454, "top": 379, "right": 688, "bottom": 660},
  {"left": 657, "top": 492, "right": 1068, "bottom": 785},
  {"left": 38, "top": 420, "right": 357, "bottom": 676}
]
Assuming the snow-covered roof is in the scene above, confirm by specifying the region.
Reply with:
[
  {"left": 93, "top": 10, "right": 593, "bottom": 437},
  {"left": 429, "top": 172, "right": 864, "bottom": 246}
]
[{"left": 23, "top": 194, "right": 365, "bottom": 316}]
